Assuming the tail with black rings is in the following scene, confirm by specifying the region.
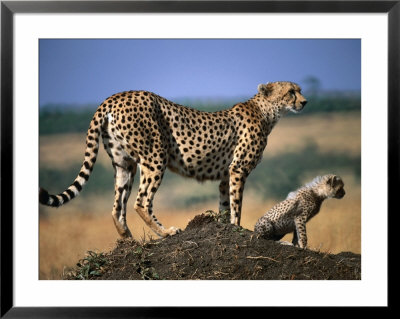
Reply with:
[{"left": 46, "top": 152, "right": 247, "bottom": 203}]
[{"left": 39, "top": 106, "right": 106, "bottom": 207}]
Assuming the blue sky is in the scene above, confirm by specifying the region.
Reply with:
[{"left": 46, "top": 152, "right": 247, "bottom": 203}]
[{"left": 39, "top": 39, "right": 360, "bottom": 106}]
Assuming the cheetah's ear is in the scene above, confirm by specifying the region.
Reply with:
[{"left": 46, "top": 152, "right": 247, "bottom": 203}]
[{"left": 258, "top": 82, "right": 274, "bottom": 96}]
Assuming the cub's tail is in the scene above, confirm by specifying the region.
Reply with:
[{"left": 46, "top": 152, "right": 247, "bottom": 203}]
[{"left": 39, "top": 107, "right": 105, "bottom": 207}]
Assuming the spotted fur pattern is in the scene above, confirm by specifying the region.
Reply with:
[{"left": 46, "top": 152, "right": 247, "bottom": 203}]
[
  {"left": 39, "top": 81, "right": 307, "bottom": 238},
  {"left": 254, "top": 174, "right": 345, "bottom": 248}
]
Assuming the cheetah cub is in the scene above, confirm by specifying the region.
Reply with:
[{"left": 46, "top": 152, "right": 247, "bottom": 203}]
[{"left": 254, "top": 174, "right": 345, "bottom": 249}]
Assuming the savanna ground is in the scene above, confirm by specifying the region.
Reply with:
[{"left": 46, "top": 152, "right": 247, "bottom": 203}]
[
  {"left": 39, "top": 111, "right": 361, "bottom": 280},
  {"left": 63, "top": 212, "right": 361, "bottom": 280}
]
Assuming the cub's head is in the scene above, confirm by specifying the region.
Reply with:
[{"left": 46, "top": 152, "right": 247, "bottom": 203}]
[
  {"left": 322, "top": 174, "right": 346, "bottom": 199},
  {"left": 257, "top": 81, "right": 307, "bottom": 113}
]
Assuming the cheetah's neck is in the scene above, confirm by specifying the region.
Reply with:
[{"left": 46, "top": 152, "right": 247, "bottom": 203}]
[{"left": 249, "top": 93, "right": 285, "bottom": 125}]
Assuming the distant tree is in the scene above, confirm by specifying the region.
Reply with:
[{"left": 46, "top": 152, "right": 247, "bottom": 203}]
[{"left": 303, "top": 75, "right": 321, "bottom": 96}]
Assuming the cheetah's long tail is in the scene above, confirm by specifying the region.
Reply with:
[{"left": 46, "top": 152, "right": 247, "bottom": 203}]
[{"left": 39, "top": 107, "right": 106, "bottom": 207}]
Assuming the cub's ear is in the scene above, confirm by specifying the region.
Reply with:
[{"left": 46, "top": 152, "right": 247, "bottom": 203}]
[
  {"left": 258, "top": 82, "right": 274, "bottom": 96},
  {"left": 327, "top": 175, "right": 338, "bottom": 187}
]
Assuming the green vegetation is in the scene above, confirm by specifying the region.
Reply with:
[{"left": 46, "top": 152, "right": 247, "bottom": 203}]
[
  {"left": 39, "top": 106, "right": 96, "bottom": 135},
  {"left": 39, "top": 141, "right": 360, "bottom": 206},
  {"left": 247, "top": 141, "right": 361, "bottom": 199},
  {"left": 73, "top": 250, "right": 108, "bottom": 280},
  {"left": 39, "top": 162, "right": 115, "bottom": 196},
  {"left": 295, "top": 93, "right": 361, "bottom": 116},
  {"left": 39, "top": 92, "right": 360, "bottom": 135},
  {"left": 131, "top": 246, "right": 160, "bottom": 280},
  {"left": 205, "top": 209, "right": 231, "bottom": 224}
]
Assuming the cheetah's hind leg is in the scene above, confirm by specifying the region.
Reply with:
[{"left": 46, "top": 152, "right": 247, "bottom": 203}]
[
  {"left": 111, "top": 162, "right": 137, "bottom": 239},
  {"left": 102, "top": 128, "right": 136, "bottom": 239},
  {"left": 134, "top": 162, "right": 181, "bottom": 238}
]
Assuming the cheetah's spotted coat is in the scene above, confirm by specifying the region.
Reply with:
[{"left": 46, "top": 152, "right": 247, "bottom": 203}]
[{"left": 39, "top": 81, "right": 307, "bottom": 238}]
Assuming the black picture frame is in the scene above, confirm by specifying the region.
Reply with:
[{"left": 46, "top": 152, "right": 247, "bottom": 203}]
[{"left": 1, "top": 0, "right": 396, "bottom": 317}]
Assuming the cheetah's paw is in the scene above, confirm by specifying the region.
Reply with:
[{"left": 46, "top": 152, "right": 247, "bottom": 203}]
[
  {"left": 166, "top": 226, "right": 182, "bottom": 236},
  {"left": 278, "top": 241, "right": 294, "bottom": 246}
]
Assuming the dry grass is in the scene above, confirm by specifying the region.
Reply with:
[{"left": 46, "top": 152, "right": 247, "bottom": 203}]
[
  {"left": 39, "top": 112, "right": 361, "bottom": 279},
  {"left": 266, "top": 112, "right": 361, "bottom": 156},
  {"left": 39, "top": 200, "right": 203, "bottom": 279},
  {"left": 40, "top": 174, "right": 360, "bottom": 279},
  {"left": 39, "top": 133, "right": 111, "bottom": 169}
]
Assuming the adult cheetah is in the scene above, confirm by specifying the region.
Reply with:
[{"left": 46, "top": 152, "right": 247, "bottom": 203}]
[
  {"left": 254, "top": 174, "right": 345, "bottom": 248},
  {"left": 39, "top": 81, "right": 307, "bottom": 238}
]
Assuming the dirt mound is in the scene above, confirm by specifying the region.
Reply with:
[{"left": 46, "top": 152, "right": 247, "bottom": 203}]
[{"left": 64, "top": 212, "right": 361, "bottom": 280}]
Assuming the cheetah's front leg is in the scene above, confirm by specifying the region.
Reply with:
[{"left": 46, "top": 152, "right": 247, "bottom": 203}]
[
  {"left": 294, "top": 216, "right": 307, "bottom": 248},
  {"left": 292, "top": 230, "right": 298, "bottom": 246},
  {"left": 228, "top": 167, "right": 247, "bottom": 226},
  {"left": 219, "top": 176, "right": 230, "bottom": 213}
]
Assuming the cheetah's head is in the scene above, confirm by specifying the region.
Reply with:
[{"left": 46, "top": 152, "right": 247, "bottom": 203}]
[
  {"left": 324, "top": 174, "right": 346, "bottom": 199},
  {"left": 257, "top": 81, "right": 307, "bottom": 113}
]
